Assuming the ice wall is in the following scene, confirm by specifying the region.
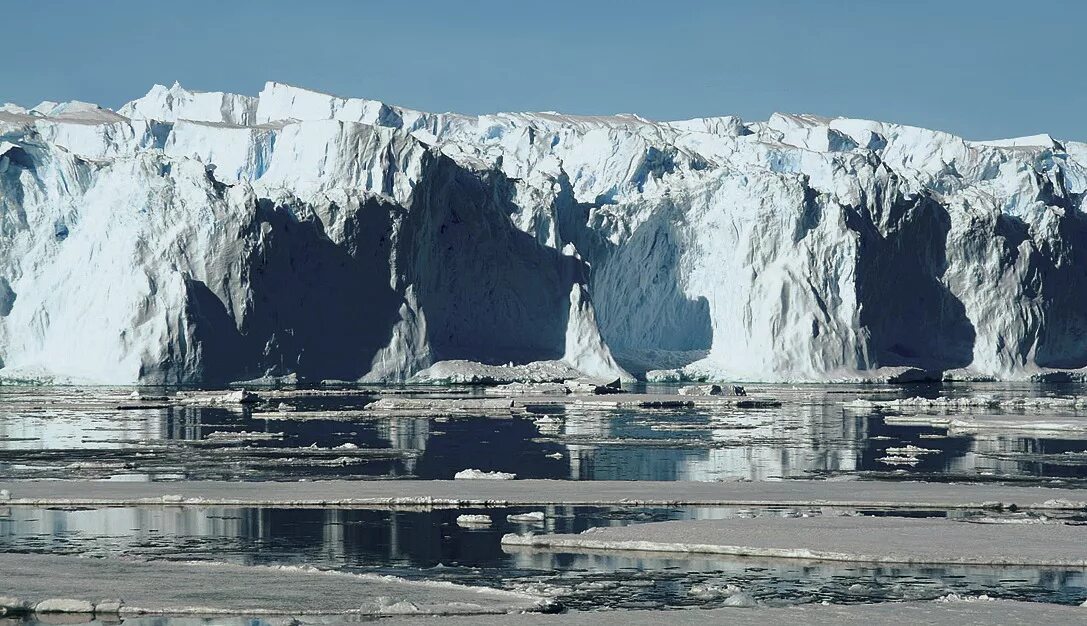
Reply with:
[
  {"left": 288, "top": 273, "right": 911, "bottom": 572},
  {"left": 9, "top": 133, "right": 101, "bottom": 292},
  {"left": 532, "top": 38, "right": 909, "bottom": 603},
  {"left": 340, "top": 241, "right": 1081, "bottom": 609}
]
[{"left": 3, "top": 82, "right": 1087, "bottom": 383}]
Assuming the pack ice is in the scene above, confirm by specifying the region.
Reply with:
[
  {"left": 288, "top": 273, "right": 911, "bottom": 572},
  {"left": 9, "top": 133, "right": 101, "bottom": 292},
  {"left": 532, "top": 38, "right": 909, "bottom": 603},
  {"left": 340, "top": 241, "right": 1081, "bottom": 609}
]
[{"left": 2, "top": 82, "right": 1087, "bottom": 384}]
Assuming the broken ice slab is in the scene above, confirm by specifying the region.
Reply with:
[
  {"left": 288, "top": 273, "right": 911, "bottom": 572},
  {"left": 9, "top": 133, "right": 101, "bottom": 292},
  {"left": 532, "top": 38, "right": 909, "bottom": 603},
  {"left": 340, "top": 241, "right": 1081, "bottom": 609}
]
[
  {"left": 365, "top": 397, "right": 523, "bottom": 416},
  {"left": 501, "top": 515, "right": 1087, "bottom": 566}
]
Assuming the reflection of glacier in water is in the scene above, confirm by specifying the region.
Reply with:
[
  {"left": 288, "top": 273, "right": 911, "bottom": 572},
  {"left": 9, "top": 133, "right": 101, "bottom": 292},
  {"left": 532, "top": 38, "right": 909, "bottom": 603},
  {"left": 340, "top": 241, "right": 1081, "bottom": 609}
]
[
  {"left": 1, "top": 384, "right": 1087, "bottom": 482},
  {"left": 561, "top": 403, "right": 866, "bottom": 481},
  {"left": 1, "top": 505, "right": 1085, "bottom": 609}
]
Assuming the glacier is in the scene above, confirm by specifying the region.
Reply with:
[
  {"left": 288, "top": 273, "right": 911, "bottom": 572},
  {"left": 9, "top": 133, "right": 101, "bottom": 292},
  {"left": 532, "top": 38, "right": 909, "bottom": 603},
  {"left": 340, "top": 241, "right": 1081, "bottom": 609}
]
[{"left": 2, "top": 81, "right": 1087, "bottom": 384}]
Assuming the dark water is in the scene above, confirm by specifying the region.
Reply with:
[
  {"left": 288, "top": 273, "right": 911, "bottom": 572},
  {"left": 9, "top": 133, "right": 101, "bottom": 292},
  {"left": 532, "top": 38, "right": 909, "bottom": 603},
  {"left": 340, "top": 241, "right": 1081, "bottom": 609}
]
[
  {"left": 1, "top": 504, "right": 1085, "bottom": 610},
  {"left": 1, "top": 383, "right": 1087, "bottom": 483}
]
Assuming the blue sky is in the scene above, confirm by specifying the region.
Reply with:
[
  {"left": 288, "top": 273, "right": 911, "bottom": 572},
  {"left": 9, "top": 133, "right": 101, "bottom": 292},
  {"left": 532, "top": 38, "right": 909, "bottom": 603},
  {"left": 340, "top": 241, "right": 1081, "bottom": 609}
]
[{"left": 3, "top": 0, "right": 1082, "bottom": 140}]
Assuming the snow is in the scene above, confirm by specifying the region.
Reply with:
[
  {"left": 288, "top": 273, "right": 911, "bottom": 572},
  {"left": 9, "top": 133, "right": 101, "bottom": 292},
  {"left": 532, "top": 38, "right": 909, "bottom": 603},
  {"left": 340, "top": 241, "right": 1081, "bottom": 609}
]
[{"left": 7, "top": 81, "right": 1087, "bottom": 383}]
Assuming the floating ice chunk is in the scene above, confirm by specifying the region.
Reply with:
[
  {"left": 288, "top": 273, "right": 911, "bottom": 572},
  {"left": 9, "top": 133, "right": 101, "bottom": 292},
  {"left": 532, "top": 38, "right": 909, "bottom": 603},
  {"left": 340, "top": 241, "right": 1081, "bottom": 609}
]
[
  {"left": 507, "top": 511, "right": 545, "bottom": 523},
  {"left": 203, "top": 430, "right": 284, "bottom": 442},
  {"left": 877, "top": 455, "right": 921, "bottom": 466},
  {"left": 94, "top": 599, "right": 124, "bottom": 614},
  {"left": 456, "top": 514, "right": 492, "bottom": 527},
  {"left": 176, "top": 389, "right": 261, "bottom": 406},
  {"left": 410, "top": 360, "right": 581, "bottom": 385},
  {"left": 843, "top": 398, "right": 878, "bottom": 410},
  {"left": 485, "top": 382, "right": 570, "bottom": 395},
  {"left": 935, "top": 593, "right": 994, "bottom": 603},
  {"left": 222, "top": 389, "right": 260, "bottom": 404},
  {"left": 679, "top": 384, "right": 723, "bottom": 396},
  {"left": 334, "top": 442, "right": 359, "bottom": 450},
  {"left": 34, "top": 598, "right": 95, "bottom": 613},
  {"left": 860, "top": 395, "right": 1087, "bottom": 413},
  {"left": 374, "top": 597, "right": 421, "bottom": 614},
  {"left": 367, "top": 397, "right": 518, "bottom": 414},
  {"left": 721, "top": 591, "right": 758, "bottom": 607},
  {"left": 1040, "top": 498, "right": 1087, "bottom": 509},
  {"left": 565, "top": 378, "right": 623, "bottom": 395},
  {"left": 0, "top": 596, "right": 30, "bottom": 612},
  {"left": 533, "top": 416, "right": 563, "bottom": 435},
  {"left": 645, "top": 368, "right": 685, "bottom": 383},
  {"left": 454, "top": 469, "right": 516, "bottom": 480},
  {"left": 885, "top": 445, "right": 939, "bottom": 456},
  {"left": 688, "top": 581, "right": 743, "bottom": 600},
  {"left": 0, "top": 489, "right": 10, "bottom": 500}
]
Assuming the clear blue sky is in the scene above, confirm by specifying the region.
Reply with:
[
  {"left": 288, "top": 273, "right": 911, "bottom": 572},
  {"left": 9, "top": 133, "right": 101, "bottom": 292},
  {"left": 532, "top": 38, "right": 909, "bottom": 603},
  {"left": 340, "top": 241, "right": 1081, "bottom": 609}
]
[{"left": 3, "top": 0, "right": 1082, "bottom": 140}]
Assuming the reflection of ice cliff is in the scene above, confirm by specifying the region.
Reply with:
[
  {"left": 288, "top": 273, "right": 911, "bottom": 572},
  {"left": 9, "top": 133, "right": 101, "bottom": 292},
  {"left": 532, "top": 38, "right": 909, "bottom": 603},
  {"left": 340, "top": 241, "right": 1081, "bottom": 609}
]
[{"left": 560, "top": 404, "right": 866, "bottom": 481}]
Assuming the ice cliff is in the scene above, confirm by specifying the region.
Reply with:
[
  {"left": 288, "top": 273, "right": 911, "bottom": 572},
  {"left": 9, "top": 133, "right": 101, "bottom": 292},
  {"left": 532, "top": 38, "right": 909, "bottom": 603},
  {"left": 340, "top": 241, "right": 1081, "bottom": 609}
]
[{"left": 3, "top": 82, "right": 1087, "bottom": 384}]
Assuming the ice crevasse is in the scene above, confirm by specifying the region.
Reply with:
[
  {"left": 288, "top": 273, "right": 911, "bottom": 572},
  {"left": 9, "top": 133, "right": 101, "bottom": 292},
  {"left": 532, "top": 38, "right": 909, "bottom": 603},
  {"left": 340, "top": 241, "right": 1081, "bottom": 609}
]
[{"left": 1, "top": 82, "right": 1087, "bottom": 384}]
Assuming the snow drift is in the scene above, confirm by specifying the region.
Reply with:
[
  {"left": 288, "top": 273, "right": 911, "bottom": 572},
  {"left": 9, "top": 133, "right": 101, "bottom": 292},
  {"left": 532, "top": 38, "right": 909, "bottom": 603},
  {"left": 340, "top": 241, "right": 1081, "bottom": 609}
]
[{"left": 3, "top": 83, "right": 1087, "bottom": 383}]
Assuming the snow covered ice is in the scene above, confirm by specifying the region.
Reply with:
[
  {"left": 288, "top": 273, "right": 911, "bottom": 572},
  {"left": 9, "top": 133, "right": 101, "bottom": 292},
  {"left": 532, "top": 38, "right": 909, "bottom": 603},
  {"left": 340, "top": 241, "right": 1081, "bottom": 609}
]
[{"left": 6, "top": 82, "right": 1087, "bottom": 384}]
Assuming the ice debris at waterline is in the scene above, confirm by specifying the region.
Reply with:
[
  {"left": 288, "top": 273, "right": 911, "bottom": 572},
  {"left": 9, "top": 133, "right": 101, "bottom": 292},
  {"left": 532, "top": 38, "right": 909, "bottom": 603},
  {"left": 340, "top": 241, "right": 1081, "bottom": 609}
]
[
  {"left": 455, "top": 469, "right": 517, "bottom": 480},
  {"left": 8, "top": 83, "right": 1087, "bottom": 383}
]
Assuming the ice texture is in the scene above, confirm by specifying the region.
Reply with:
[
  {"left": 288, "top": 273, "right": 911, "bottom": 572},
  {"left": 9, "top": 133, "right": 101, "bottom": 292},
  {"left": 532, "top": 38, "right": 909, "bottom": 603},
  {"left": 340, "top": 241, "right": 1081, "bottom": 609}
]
[{"left": 6, "top": 82, "right": 1087, "bottom": 382}]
